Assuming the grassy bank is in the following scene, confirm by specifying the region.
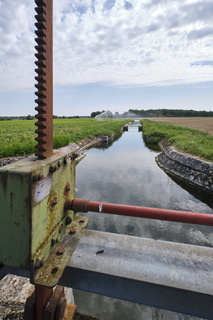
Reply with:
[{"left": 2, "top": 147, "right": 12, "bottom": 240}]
[
  {"left": 141, "top": 119, "right": 213, "bottom": 162},
  {"left": 0, "top": 118, "right": 128, "bottom": 158}
]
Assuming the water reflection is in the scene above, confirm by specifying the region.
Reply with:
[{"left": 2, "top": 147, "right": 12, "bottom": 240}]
[
  {"left": 165, "top": 172, "right": 213, "bottom": 209},
  {"left": 74, "top": 130, "right": 212, "bottom": 320},
  {"left": 77, "top": 131, "right": 213, "bottom": 216}
]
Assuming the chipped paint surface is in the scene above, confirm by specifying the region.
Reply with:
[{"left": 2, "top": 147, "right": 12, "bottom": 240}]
[
  {"left": 34, "top": 216, "right": 88, "bottom": 287},
  {"left": 0, "top": 146, "right": 84, "bottom": 274}
]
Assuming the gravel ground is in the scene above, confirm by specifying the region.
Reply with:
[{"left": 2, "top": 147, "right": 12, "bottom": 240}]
[{"left": 0, "top": 274, "right": 34, "bottom": 320}]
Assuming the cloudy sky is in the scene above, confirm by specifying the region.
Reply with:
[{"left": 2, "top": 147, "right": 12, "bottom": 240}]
[{"left": 0, "top": 0, "right": 213, "bottom": 116}]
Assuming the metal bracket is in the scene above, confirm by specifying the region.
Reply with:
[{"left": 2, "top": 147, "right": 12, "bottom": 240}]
[{"left": 33, "top": 216, "right": 88, "bottom": 287}]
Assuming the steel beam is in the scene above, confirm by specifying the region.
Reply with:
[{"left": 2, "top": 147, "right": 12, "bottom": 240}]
[
  {"left": 2, "top": 230, "right": 213, "bottom": 318},
  {"left": 59, "top": 229, "right": 213, "bottom": 319}
]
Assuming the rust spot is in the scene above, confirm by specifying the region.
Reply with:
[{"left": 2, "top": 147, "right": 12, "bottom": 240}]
[
  {"left": 64, "top": 183, "right": 71, "bottom": 197},
  {"left": 47, "top": 191, "right": 58, "bottom": 234},
  {"left": 50, "top": 196, "right": 57, "bottom": 209}
]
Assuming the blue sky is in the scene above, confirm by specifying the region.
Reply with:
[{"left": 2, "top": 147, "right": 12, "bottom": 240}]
[{"left": 0, "top": 0, "right": 213, "bottom": 116}]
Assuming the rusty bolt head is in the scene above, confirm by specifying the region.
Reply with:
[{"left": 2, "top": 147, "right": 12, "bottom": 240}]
[
  {"left": 69, "top": 227, "right": 76, "bottom": 235},
  {"left": 64, "top": 183, "right": 71, "bottom": 196},
  {"left": 56, "top": 247, "right": 65, "bottom": 255}
]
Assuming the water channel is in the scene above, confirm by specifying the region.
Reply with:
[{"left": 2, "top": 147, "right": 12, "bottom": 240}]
[{"left": 73, "top": 123, "right": 213, "bottom": 320}]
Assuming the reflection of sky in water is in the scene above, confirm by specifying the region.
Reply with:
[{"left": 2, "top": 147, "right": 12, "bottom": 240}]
[
  {"left": 75, "top": 131, "right": 213, "bottom": 320},
  {"left": 76, "top": 131, "right": 213, "bottom": 247}
]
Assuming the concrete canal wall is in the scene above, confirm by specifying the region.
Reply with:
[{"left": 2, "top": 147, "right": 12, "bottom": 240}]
[{"left": 156, "top": 140, "right": 213, "bottom": 194}]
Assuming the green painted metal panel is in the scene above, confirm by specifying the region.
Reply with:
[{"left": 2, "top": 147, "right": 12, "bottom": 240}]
[
  {"left": 0, "top": 169, "right": 31, "bottom": 269},
  {"left": 0, "top": 146, "right": 79, "bottom": 271}
]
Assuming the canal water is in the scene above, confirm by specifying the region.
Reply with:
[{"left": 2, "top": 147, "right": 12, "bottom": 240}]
[{"left": 73, "top": 124, "right": 213, "bottom": 320}]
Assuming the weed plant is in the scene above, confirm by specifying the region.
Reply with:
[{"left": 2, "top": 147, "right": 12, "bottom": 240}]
[{"left": 142, "top": 119, "right": 213, "bottom": 161}]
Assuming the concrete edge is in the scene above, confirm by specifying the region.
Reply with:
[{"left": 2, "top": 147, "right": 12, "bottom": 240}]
[{"left": 156, "top": 140, "right": 213, "bottom": 194}]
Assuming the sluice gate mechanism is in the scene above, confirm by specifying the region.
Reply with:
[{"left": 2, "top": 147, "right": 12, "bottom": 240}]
[{"left": 0, "top": 1, "right": 213, "bottom": 319}]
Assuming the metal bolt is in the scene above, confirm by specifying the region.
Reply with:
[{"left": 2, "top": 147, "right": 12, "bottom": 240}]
[
  {"left": 49, "top": 165, "right": 58, "bottom": 173},
  {"left": 32, "top": 173, "right": 44, "bottom": 182},
  {"left": 65, "top": 216, "right": 72, "bottom": 225},
  {"left": 69, "top": 227, "right": 76, "bottom": 235},
  {"left": 71, "top": 153, "right": 78, "bottom": 160},
  {"left": 35, "top": 257, "right": 45, "bottom": 269},
  {"left": 37, "top": 173, "right": 44, "bottom": 180},
  {"left": 56, "top": 247, "right": 65, "bottom": 255}
]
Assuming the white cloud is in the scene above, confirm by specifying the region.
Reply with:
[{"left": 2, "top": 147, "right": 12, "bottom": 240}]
[
  {"left": 0, "top": 0, "right": 34, "bottom": 91},
  {"left": 0, "top": 0, "right": 213, "bottom": 93}
]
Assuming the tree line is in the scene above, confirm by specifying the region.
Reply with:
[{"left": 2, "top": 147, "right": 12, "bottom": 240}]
[{"left": 128, "top": 109, "right": 213, "bottom": 117}]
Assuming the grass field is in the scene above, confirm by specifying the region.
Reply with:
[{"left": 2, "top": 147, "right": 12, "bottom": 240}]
[
  {"left": 1, "top": 117, "right": 213, "bottom": 161},
  {"left": 141, "top": 118, "right": 213, "bottom": 162},
  {"left": 146, "top": 117, "right": 213, "bottom": 135},
  {"left": 0, "top": 118, "right": 128, "bottom": 158}
]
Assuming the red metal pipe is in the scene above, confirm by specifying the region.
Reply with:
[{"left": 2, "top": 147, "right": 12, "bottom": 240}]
[{"left": 65, "top": 198, "right": 213, "bottom": 226}]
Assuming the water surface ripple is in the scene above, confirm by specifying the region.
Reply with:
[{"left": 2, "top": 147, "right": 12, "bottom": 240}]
[{"left": 74, "top": 129, "right": 212, "bottom": 320}]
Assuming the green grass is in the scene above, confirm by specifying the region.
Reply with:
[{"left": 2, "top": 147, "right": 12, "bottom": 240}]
[
  {"left": 0, "top": 118, "right": 128, "bottom": 158},
  {"left": 141, "top": 119, "right": 213, "bottom": 161}
]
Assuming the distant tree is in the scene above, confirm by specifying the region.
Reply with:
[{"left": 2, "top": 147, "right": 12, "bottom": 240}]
[
  {"left": 26, "top": 114, "right": 34, "bottom": 120},
  {"left": 124, "top": 109, "right": 213, "bottom": 118},
  {"left": 91, "top": 111, "right": 105, "bottom": 118}
]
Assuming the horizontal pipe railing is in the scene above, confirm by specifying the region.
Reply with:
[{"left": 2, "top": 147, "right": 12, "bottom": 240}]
[{"left": 65, "top": 198, "right": 213, "bottom": 226}]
